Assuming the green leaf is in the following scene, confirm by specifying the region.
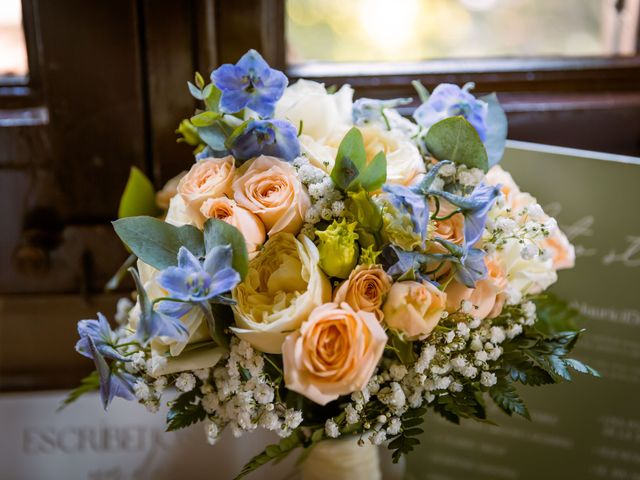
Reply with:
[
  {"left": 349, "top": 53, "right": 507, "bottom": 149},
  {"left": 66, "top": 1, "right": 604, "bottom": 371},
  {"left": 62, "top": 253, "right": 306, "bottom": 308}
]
[
  {"left": 118, "top": 167, "right": 162, "bottom": 219},
  {"left": 204, "top": 83, "right": 222, "bottom": 112},
  {"left": 112, "top": 216, "right": 204, "bottom": 270},
  {"left": 389, "top": 330, "right": 416, "bottom": 365},
  {"left": 188, "top": 81, "right": 204, "bottom": 100},
  {"left": 191, "top": 111, "right": 222, "bottom": 127},
  {"left": 357, "top": 151, "right": 387, "bottom": 191},
  {"left": 331, "top": 127, "right": 366, "bottom": 190},
  {"left": 203, "top": 219, "right": 249, "bottom": 280},
  {"left": 58, "top": 371, "right": 100, "bottom": 411},
  {"left": 533, "top": 294, "right": 580, "bottom": 336},
  {"left": 411, "top": 80, "right": 430, "bottom": 103},
  {"left": 479, "top": 93, "right": 507, "bottom": 167},
  {"left": 235, "top": 431, "right": 304, "bottom": 479},
  {"left": 194, "top": 71, "right": 205, "bottom": 89},
  {"left": 565, "top": 358, "right": 600, "bottom": 377},
  {"left": 425, "top": 116, "right": 489, "bottom": 172},
  {"left": 331, "top": 127, "right": 388, "bottom": 192},
  {"left": 489, "top": 378, "right": 531, "bottom": 420},
  {"left": 197, "top": 124, "right": 227, "bottom": 152},
  {"left": 166, "top": 388, "right": 206, "bottom": 431},
  {"left": 388, "top": 406, "right": 427, "bottom": 463}
]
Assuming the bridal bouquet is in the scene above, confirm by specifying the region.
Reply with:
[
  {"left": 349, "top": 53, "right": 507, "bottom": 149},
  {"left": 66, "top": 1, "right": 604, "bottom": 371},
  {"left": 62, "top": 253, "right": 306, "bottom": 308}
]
[{"left": 67, "top": 50, "right": 597, "bottom": 478}]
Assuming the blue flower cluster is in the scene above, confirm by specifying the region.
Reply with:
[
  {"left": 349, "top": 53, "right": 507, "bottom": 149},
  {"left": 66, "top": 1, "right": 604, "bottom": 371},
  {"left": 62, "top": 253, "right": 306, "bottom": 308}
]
[{"left": 211, "top": 50, "right": 300, "bottom": 162}]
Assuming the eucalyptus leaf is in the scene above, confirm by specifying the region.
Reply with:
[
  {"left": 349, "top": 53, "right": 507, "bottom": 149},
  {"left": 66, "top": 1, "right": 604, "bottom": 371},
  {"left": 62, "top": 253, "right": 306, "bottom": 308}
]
[
  {"left": 425, "top": 116, "right": 489, "bottom": 172},
  {"left": 112, "top": 216, "right": 204, "bottom": 270},
  {"left": 204, "top": 83, "right": 222, "bottom": 112},
  {"left": 331, "top": 127, "right": 366, "bottom": 190},
  {"left": 191, "top": 111, "right": 222, "bottom": 127},
  {"left": 480, "top": 93, "right": 508, "bottom": 167},
  {"left": 118, "top": 166, "right": 162, "bottom": 219},
  {"left": 331, "top": 127, "right": 387, "bottom": 192},
  {"left": 188, "top": 81, "right": 204, "bottom": 100},
  {"left": 203, "top": 219, "right": 249, "bottom": 280},
  {"left": 197, "top": 124, "right": 227, "bottom": 152},
  {"left": 357, "top": 151, "right": 387, "bottom": 191}
]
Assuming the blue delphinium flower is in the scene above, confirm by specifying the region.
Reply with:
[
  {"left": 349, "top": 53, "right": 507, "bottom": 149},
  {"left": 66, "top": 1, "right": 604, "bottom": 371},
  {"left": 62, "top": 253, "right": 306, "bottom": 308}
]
[
  {"left": 414, "top": 83, "right": 489, "bottom": 141},
  {"left": 230, "top": 119, "right": 300, "bottom": 162},
  {"left": 75, "top": 313, "right": 130, "bottom": 362},
  {"left": 212, "top": 49, "right": 287, "bottom": 117},
  {"left": 429, "top": 182, "right": 501, "bottom": 247},
  {"left": 382, "top": 184, "right": 430, "bottom": 241},
  {"left": 156, "top": 245, "right": 241, "bottom": 320},
  {"left": 434, "top": 238, "right": 488, "bottom": 288},
  {"left": 86, "top": 336, "right": 136, "bottom": 410},
  {"left": 129, "top": 268, "right": 190, "bottom": 345}
]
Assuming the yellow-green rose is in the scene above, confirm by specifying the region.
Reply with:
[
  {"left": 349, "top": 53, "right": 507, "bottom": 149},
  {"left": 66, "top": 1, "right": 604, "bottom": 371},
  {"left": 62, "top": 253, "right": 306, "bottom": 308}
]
[{"left": 231, "top": 233, "right": 332, "bottom": 353}]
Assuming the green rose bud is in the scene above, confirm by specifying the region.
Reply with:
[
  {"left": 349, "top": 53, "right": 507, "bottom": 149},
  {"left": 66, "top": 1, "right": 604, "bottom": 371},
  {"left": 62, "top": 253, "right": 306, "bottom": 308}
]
[
  {"left": 175, "top": 119, "right": 203, "bottom": 147},
  {"left": 316, "top": 219, "right": 360, "bottom": 279},
  {"left": 359, "top": 245, "right": 381, "bottom": 266}
]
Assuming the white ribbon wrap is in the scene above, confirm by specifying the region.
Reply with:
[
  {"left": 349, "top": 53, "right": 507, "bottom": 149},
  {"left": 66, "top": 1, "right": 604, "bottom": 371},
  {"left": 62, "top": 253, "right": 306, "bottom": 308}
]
[{"left": 301, "top": 436, "right": 382, "bottom": 480}]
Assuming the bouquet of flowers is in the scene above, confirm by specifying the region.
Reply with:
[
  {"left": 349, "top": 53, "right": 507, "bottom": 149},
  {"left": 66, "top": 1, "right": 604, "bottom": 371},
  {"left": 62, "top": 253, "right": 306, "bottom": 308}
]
[{"left": 66, "top": 50, "right": 598, "bottom": 478}]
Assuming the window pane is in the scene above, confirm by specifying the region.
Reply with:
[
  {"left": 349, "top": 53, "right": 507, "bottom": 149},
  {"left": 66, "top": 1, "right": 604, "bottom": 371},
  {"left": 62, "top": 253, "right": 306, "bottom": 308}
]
[
  {"left": 0, "top": 0, "right": 28, "bottom": 77},
  {"left": 286, "top": 0, "right": 640, "bottom": 64}
]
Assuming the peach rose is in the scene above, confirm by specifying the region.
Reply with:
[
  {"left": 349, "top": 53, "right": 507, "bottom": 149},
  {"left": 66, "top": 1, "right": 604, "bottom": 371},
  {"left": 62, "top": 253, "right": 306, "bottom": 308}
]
[
  {"left": 200, "top": 197, "right": 266, "bottom": 258},
  {"left": 383, "top": 281, "right": 446, "bottom": 340},
  {"left": 282, "top": 302, "right": 387, "bottom": 406},
  {"left": 445, "top": 255, "right": 507, "bottom": 320},
  {"left": 426, "top": 199, "right": 465, "bottom": 280},
  {"left": 156, "top": 171, "right": 187, "bottom": 210},
  {"left": 333, "top": 265, "right": 392, "bottom": 320},
  {"left": 233, "top": 156, "right": 311, "bottom": 236},
  {"left": 542, "top": 229, "right": 575, "bottom": 270},
  {"left": 177, "top": 156, "right": 235, "bottom": 214}
]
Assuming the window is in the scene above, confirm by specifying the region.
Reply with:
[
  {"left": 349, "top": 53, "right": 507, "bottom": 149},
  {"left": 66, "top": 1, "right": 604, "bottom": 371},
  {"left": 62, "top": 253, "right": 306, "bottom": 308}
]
[
  {"left": 0, "top": 0, "right": 29, "bottom": 80},
  {"left": 286, "top": 0, "right": 640, "bottom": 65}
]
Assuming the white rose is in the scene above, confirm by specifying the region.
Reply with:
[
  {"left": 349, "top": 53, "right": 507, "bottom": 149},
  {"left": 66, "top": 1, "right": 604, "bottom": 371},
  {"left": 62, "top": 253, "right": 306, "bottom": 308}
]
[
  {"left": 164, "top": 194, "right": 198, "bottom": 228},
  {"left": 231, "top": 233, "right": 332, "bottom": 353},
  {"left": 496, "top": 238, "right": 557, "bottom": 296},
  {"left": 275, "top": 79, "right": 353, "bottom": 141}
]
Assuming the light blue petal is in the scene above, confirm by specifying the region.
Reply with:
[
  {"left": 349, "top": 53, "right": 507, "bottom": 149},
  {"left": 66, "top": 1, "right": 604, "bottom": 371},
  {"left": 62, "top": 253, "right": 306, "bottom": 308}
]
[
  {"left": 157, "top": 300, "right": 193, "bottom": 319},
  {"left": 235, "top": 49, "right": 270, "bottom": 75},
  {"left": 212, "top": 64, "right": 247, "bottom": 91},
  {"left": 203, "top": 245, "right": 234, "bottom": 276},
  {"left": 208, "top": 267, "right": 241, "bottom": 298},
  {"left": 157, "top": 266, "right": 191, "bottom": 300},
  {"left": 177, "top": 246, "right": 202, "bottom": 272}
]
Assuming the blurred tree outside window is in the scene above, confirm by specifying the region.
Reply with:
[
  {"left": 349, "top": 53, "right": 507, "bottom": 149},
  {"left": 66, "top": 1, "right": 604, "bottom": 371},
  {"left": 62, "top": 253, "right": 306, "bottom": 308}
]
[
  {"left": 286, "top": 0, "right": 640, "bottom": 65},
  {"left": 0, "top": 0, "right": 29, "bottom": 79}
]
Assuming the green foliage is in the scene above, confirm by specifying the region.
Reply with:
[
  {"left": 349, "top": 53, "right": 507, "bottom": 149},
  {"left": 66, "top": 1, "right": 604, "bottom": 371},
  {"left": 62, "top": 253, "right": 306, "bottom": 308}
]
[
  {"left": 235, "top": 430, "right": 304, "bottom": 479},
  {"left": 112, "top": 216, "right": 204, "bottom": 270},
  {"left": 489, "top": 377, "right": 531, "bottom": 420},
  {"left": 58, "top": 371, "right": 100, "bottom": 411},
  {"left": 203, "top": 219, "right": 249, "bottom": 280},
  {"left": 424, "top": 116, "right": 489, "bottom": 172},
  {"left": 533, "top": 294, "right": 580, "bottom": 336},
  {"left": 411, "top": 80, "right": 430, "bottom": 104},
  {"left": 432, "top": 389, "right": 488, "bottom": 425},
  {"left": 388, "top": 407, "right": 427, "bottom": 463},
  {"left": 118, "top": 167, "right": 162, "bottom": 219},
  {"left": 344, "top": 188, "right": 383, "bottom": 248},
  {"left": 480, "top": 93, "right": 508, "bottom": 167},
  {"left": 176, "top": 119, "right": 203, "bottom": 148},
  {"left": 389, "top": 330, "right": 417, "bottom": 365},
  {"left": 190, "top": 110, "right": 222, "bottom": 127},
  {"left": 166, "top": 388, "right": 206, "bottom": 432},
  {"left": 331, "top": 127, "right": 387, "bottom": 192}
]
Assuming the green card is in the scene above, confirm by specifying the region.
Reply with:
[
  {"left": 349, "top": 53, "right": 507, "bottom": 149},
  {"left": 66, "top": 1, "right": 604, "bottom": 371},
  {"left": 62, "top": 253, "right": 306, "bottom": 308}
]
[{"left": 407, "top": 141, "right": 640, "bottom": 480}]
